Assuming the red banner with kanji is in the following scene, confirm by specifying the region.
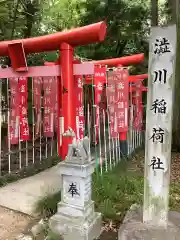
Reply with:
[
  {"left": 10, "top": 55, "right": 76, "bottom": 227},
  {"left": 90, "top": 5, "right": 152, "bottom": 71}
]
[
  {"left": 54, "top": 76, "right": 59, "bottom": 132},
  {"left": 94, "top": 65, "right": 106, "bottom": 106},
  {"left": 33, "top": 77, "right": 42, "bottom": 136},
  {"left": 94, "top": 65, "right": 106, "bottom": 142},
  {"left": 133, "top": 82, "right": 143, "bottom": 130},
  {"left": 115, "top": 69, "right": 129, "bottom": 132},
  {"left": 106, "top": 72, "right": 118, "bottom": 138},
  {"left": 75, "top": 75, "right": 84, "bottom": 140},
  {"left": 43, "top": 77, "right": 56, "bottom": 137},
  {"left": 19, "top": 77, "right": 30, "bottom": 141},
  {"left": 9, "top": 78, "right": 20, "bottom": 145},
  {"left": 84, "top": 75, "right": 95, "bottom": 143},
  {"left": 56, "top": 76, "right": 62, "bottom": 156}
]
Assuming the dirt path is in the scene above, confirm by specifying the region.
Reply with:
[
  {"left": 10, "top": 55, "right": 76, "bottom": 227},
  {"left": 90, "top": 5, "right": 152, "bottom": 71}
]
[{"left": 0, "top": 207, "right": 32, "bottom": 240}]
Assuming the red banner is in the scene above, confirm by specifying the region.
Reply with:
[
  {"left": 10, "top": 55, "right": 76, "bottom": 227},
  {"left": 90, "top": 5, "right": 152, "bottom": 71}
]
[
  {"left": 133, "top": 82, "right": 143, "bottom": 130},
  {"left": 19, "top": 77, "right": 30, "bottom": 141},
  {"left": 33, "top": 77, "right": 42, "bottom": 136},
  {"left": 106, "top": 72, "right": 116, "bottom": 105},
  {"left": 109, "top": 104, "right": 118, "bottom": 138},
  {"left": 43, "top": 77, "right": 56, "bottom": 137},
  {"left": 54, "top": 76, "right": 59, "bottom": 132},
  {"left": 115, "top": 69, "right": 129, "bottom": 132},
  {"left": 106, "top": 72, "right": 118, "bottom": 138},
  {"left": 94, "top": 65, "right": 106, "bottom": 141},
  {"left": 94, "top": 65, "right": 106, "bottom": 105},
  {"left": 9, "top": 78, "right": 20, "bottom": 145},
  {"left": 75, "top": 75, "right": 84, "bottom": 140}
]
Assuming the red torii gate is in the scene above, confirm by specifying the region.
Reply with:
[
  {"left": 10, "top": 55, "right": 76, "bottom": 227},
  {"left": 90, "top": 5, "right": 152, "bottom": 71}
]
[
  {"left": 84, "top": 55, "right": 147, "bottom": 144},
  {"left": 0, "top": 21, "right": 107, "bottom": 160},
  {"left": 44, "top": 55, "right": 148, "bottom": 149}
]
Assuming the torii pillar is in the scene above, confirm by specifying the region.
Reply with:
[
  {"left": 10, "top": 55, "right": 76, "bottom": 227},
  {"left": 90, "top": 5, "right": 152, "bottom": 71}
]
[{"left": 60, "top": 43, "right": 76, "bottom": 160}]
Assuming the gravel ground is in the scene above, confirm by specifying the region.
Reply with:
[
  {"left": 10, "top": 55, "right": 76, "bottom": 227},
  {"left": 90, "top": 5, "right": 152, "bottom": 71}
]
[{"left": 0, "top": 207, "right": 32, "bottom": 240}]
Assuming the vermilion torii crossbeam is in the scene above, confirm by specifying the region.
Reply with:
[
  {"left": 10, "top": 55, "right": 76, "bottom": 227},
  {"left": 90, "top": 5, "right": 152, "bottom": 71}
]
[
  {"left": 91, "top": 53, "right": 144, "bottom": 66},
  {"left": 130, "top": 86, "right": 148, "bottom": 92},
  {"left": 83, "top": 73, "right": 148, "bottom": 84},
  {"left": 128, "top": 73, "right": 148, "bottom": 92},
  {"left": 0, "top": 66, "right": 148, "bottom": 83},
  {"left": 129, "top": 74, "right": 148, "bottom": 82},
  {"left": 129, "top": 74, "right": 148, "bottom": 92},
  {"left": 0, "top": 64, "right": 95, "bottom": 78},
  {"left": 0, "top": 21, "right": 106, "bottom": 56}
]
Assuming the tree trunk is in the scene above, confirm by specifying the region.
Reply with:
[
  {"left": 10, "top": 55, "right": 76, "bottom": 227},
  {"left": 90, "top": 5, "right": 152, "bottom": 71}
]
[{"left": 151, "top": 0, "right": 158, "bottom": 26}]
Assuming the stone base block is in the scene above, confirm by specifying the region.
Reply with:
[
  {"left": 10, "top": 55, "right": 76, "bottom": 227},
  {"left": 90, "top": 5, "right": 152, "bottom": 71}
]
[
  {"left": 57, "top": 201, "right": 95, "bottom": 221},
  {"left": 118, "top": 204, "right": 180, "bottom": 240},
  {"left": 49, "top": 211, "right": 102, "bottom": 240}
]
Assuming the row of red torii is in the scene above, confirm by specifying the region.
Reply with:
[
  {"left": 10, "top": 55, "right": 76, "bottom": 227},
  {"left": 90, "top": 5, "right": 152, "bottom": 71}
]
[{"left": 0, "top": 21, "right": 148, "bottom": 160}]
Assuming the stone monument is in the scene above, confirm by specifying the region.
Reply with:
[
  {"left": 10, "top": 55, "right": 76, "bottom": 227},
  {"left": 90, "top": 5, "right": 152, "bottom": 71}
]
[
  {"left": 49, "top": 136, "right": 102, "bottom": 240},
  {"left": 118, "top": 25, "right": 180, "bottom": 239}
]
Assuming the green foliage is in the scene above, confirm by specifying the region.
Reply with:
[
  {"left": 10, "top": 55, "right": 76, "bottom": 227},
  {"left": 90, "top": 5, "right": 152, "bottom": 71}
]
[
  {"left": 27, "top": 51, "right": 58, "bottom": 66},
  {"left": 36, "top": 191, "right": 61, "bottom": 218},
  {"left": 0, "top": 0, "right": 43, "bottom": 41},
  {"left": 92, "top": 163, "right": 144, "bottom": 221},
  {"left": 0, "top": 0, "right": 171, "bottom": 66},
  {"left": 46, "top": 230, "right": 62, "bottom": 240},
  {"left": 0, "top": 0, "right": 17, "bottom": 40},
  {"left": 34, "top": 0, "right": 152, "bottom": 67},
  {"left": 75, "top": 0, "right": 150, "bottom": 62},
  {"left": 41, "top": 0, "right": 85, "bottom": 33},
  {"left": 0, "top": 0, "right": 44, "bottom": 65}
]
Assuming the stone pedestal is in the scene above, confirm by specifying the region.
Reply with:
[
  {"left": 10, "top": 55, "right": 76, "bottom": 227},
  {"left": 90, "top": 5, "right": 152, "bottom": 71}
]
[
  {"left": 118, "top": 204, "right": 180, "bottom": 240},
  {"left": 49, "top": 137, "right": 102, "bottom": 240}
]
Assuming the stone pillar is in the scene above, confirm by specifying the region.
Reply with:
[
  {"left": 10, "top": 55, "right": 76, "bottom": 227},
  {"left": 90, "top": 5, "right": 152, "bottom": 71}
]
[
  {"left": 49, "top": 137, "right": 102, "bottom": 240},
  {"left": 118, "top": 24, "right": 180, "bottom": 240}
]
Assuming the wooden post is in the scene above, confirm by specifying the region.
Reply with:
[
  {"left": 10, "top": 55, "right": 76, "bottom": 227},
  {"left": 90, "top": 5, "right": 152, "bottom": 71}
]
[{"left": 143, "top": 25, "right": 177, "bottom": 226}]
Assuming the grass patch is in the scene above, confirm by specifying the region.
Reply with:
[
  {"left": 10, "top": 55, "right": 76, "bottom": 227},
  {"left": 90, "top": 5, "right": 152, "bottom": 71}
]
[
  {"left": 0, "top": 156, "right": 60, "bottom": 188},
  {"left": 169, "top": 182, "right": 180, "bottom": 210},
  {"left": 92, "top": 165, "right": 144, "bottom": 223},
  {"left": 45, "top": 229, "right": 63, "bottom": 240},
  {"left": 36, "top": 191, "right": 61, "bottom": 218}
]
